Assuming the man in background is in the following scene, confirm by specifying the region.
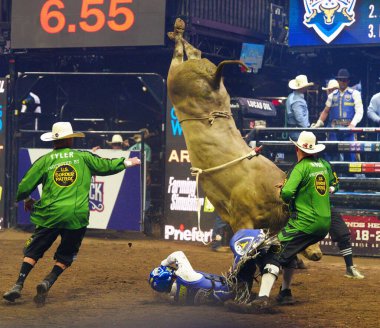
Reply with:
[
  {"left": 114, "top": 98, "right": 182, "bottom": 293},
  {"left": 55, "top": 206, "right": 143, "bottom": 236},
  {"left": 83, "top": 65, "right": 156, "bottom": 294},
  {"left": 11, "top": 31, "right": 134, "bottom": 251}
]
[
  {"left": 312, "top": 69, "right": 363, "bottom": 161},
  {"left": 367, "top": 91, "right": 380, "bottom": 127},
  {"left": 314, "top": 80, "right": 364, "bottom": 279},
  {"left": 92, "top": 134, "right": 127, "bottom": 152},
  {"left": 286, "top": 74, "right": 314, "bottom": 139}
]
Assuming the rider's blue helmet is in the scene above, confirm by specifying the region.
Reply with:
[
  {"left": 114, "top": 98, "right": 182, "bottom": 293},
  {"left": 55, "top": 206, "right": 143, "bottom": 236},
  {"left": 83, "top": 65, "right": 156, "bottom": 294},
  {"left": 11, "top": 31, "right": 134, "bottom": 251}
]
[{"left": 148, "top": 266, "right": 174, "bottom": 293}]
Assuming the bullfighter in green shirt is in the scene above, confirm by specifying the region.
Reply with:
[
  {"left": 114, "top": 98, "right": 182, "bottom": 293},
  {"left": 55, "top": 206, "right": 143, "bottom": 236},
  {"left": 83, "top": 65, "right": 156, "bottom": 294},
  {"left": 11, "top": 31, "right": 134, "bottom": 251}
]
[
  {"left": 229, "top": 131, "right": 338, "bottom": 313},
  {"left": 3, "top": 122, "right": 140, "bottom": 306}
]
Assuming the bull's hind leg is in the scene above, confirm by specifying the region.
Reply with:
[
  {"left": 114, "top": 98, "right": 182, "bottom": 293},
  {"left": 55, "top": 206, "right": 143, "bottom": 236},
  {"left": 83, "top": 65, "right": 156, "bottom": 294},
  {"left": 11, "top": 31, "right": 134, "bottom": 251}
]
[{"left": 170, "top": 35, "right": 184, "bottom": 68}]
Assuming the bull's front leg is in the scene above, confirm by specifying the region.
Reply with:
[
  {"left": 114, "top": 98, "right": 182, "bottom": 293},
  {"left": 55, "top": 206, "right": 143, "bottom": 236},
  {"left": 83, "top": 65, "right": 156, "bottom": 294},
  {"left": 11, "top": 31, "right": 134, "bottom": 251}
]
[
  {"left": 182, "top": 39, "right": 201, "bottom": 60},
  {"left": 167, "top": 19, "right": 186, "bottom": 71},
  {"left": 167, "top": 18, "right": 186, "bottom": 70},
  {"left": 168, "top": 18, "right": 201, "bottom": 63}
]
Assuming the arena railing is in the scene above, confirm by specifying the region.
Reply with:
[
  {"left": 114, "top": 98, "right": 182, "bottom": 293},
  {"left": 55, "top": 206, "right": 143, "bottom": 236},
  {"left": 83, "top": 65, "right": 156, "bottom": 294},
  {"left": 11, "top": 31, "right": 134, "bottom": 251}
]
[
  {"left": 5, "top": 70, "right": 167, "bottom": 230},
  {"left": 247, "top": 126, "right": 380, "bottom": 257}
]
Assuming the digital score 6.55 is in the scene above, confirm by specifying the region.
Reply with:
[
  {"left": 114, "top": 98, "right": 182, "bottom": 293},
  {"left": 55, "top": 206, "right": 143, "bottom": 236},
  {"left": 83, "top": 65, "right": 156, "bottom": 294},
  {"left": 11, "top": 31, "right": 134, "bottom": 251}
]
[
  {"left": 11, "top": 0, "right": 166, "bottom": 49},
  {"left": 289, "top": 0, "right": 380, "bottom": 47}
]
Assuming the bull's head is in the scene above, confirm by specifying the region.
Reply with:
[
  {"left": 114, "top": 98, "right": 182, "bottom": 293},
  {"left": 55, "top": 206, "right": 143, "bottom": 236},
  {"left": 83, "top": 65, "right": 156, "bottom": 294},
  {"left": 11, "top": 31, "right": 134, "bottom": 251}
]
[{"left": 320, "top": 3, "right": 339, "bottom": 25}]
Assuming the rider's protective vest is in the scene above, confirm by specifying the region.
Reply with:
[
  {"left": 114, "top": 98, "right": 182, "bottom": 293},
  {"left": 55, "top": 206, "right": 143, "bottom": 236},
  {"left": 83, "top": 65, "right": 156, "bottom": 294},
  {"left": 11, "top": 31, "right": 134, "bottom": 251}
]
[
  {"left": 174, "top": 272, "right": 232, "bottom": 305},
  {"left": 328, "top": 88, "right": 355, "bottom": 126}
]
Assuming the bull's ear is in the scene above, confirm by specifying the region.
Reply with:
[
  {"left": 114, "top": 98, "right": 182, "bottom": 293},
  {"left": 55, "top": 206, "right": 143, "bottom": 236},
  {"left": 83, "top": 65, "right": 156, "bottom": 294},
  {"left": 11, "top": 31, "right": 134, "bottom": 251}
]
[{"left": 213, "top": 60, "right": 248, "bottom": 89}]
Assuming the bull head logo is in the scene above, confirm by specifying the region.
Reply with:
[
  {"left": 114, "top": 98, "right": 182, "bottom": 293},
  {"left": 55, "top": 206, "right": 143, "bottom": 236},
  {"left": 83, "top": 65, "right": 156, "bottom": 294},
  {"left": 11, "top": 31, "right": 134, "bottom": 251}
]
[
  {"left": 320, "top": 4, "right": 339, "bottom": 25},
  {"left": 303, "top": 0, "right": 356, "bottom": 44}
]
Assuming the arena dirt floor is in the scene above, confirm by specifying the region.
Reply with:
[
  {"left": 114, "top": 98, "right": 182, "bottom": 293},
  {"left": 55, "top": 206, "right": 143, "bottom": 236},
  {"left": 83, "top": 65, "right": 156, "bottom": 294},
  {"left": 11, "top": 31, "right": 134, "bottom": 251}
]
[{"left": 0, "top": 228, "right": 379, "bottom": 328}]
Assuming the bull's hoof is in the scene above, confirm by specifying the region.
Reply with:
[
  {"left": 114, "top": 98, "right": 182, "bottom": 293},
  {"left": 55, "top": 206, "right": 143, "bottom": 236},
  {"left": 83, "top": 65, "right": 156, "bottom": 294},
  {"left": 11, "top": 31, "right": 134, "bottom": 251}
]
[
  {"left": 167, "top": 32, "right": 176, "bottom": 40},
  {"left": 174, "top": 18, "right": 185, "bottom": 33},
  {"left": 168, "top": 18, "right": 185, "bottom": 41}
]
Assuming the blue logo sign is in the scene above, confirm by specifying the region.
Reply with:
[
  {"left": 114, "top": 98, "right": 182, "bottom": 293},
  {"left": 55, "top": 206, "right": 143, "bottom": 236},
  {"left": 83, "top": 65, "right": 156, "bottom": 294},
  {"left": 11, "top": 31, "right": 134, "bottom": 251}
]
[
  {"left": 303, "top": 0, "right": 356, "bottom": 44},
  {"left": 170, "top": 107, "right": 182, "bottom": 136}
]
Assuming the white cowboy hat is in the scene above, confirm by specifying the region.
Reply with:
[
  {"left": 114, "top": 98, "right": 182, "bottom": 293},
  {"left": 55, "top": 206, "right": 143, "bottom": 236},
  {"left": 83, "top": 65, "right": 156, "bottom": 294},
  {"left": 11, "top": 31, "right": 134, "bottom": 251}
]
[
  {"left": 106, "top": 134, "right": 123, "bottom": 144},
  {"left": 288, "top": 75, "right": 314, "bottom": 90},
  {"left": 322, "top": 79, "right": 339, "bottom": 91},
  {"left": 40, "top": 122, "right": 85, "bottom": 142},
  {"left": 290, "top": 131, "right": 325, "bottom": 154}
]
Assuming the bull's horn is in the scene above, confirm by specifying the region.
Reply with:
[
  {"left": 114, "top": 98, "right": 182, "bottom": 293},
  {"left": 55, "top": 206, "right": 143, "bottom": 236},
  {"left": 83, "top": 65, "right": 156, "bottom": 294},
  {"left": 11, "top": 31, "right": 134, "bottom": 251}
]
[
  {"left": 320, "top": 4, "right": 339, "bottom": 11},
  {"left": 213, "top": 60, "right": 249, "bottom": 89},
  {"left": 342, "top": 7, "right": 354, "bottom": 21}
]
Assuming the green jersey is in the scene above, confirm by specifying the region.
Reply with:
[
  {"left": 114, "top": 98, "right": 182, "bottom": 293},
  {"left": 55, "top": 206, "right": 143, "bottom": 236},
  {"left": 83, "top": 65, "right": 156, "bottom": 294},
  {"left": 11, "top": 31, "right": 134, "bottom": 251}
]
[
  {"left": 280, "top": 157, "right": 339, "bottom": 236},
  {"left": 17, "top": 148, "right": 126, "bottom": 230}
]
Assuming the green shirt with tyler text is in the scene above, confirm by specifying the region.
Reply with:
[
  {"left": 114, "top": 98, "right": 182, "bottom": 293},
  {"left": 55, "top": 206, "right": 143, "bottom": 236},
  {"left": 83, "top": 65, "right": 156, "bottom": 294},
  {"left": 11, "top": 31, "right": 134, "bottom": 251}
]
[{"left": 17, "top": 148, "right": 126, "bottom": 230}]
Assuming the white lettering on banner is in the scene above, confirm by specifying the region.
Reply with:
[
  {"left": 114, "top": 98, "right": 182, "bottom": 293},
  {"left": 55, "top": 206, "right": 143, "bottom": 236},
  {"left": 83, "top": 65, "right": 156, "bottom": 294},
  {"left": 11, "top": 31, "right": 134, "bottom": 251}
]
[
  {"left": 170, "top": 194, "right": 205, "bottom": 211},
  {"left": 168, "top": 149, "right": 190, "bottom": 163},
  {"left": 167, "top": 177, "right": 204, "bottom": 211},
  {"left": 247, "top": 100, "right": 272, "bottom": 111},
  {"left": 164, "top": 225, "right": 213, "bottom": 242},
  {"left": 168, "top": 177, "right": 196, "bottom": 195},
  {"left": 89, "top": 177, "right": 104, "bottom": 212},
  {"left": 346, "top": 221, "right": 365, "bottom": 228}
]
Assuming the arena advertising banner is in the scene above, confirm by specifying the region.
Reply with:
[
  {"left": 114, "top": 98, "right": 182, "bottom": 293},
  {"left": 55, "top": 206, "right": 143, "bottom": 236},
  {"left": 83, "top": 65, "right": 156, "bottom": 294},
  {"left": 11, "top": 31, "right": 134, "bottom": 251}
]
[
  {"left": 0, "top": 78, "right": 6, "bottom": 230},
  {"left": 17, "top": 149, "right": 142, "bottom": 231},
  {"left": 321, "top": 210, "right": 380, "bottom": 257},
  {"left": 164, "top": 101, "right": 217, "bottom": 243},
  {"left": 289, "top": 0, "right": 380, "bottom": 47},
  {"left": 11, "top": 0, "right": 166, "bottom": 49}
]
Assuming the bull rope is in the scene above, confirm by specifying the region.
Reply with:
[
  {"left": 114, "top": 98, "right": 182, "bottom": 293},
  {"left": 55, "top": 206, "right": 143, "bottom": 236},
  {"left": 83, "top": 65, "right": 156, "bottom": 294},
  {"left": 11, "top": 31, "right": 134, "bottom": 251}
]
[
  {"left": 179, "top": 111, "right": 232, "bottom": 125},
  {"left": 190, "top": 149, "right": 261, "bottom": 245},
  {"left": 178, "top": 109, "right": 262, "bottom": 245}
]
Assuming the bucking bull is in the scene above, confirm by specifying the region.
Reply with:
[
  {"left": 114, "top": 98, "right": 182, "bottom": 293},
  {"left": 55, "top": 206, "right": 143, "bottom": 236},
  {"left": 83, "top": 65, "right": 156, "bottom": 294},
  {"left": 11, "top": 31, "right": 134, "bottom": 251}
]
[{"left": 167, "top": 18, "right": 322, "bottom": 261}]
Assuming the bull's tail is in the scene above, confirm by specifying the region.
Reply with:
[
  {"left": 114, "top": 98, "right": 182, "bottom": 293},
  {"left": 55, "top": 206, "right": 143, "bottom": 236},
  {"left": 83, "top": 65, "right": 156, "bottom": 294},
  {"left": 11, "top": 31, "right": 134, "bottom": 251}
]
[{"left": 213, "top": 60, "right": 248, "bottom": 89}]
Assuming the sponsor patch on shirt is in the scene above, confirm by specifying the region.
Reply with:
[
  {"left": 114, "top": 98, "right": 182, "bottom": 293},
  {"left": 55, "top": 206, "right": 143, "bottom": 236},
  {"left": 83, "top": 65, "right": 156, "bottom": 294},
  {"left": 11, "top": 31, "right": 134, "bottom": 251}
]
[
  {"left": 314, "top": 174, "right": 327, "bottom": 196},
  {"left": 54, "top": 164, "right": 77, "bottom": 187},
  {"left": 344, "top": 94, "right": 352, "bottom": 101}
]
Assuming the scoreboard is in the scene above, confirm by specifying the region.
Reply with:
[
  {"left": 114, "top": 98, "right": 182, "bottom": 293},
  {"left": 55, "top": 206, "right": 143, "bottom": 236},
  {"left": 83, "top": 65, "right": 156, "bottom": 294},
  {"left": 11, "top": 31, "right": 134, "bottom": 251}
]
[
  {"left": 11, "top": 0, "right": 166, "bottom": 49},
  {"left": 289, "top": 0, "right": 380, "bottom": 47}
]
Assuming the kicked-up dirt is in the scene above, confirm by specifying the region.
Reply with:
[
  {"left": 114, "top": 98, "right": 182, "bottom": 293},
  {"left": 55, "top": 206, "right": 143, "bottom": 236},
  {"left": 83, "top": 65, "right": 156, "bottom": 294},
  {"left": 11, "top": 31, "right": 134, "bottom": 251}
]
[{"left": 0, "top": 229, "right": 379, "bottom": 328}]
